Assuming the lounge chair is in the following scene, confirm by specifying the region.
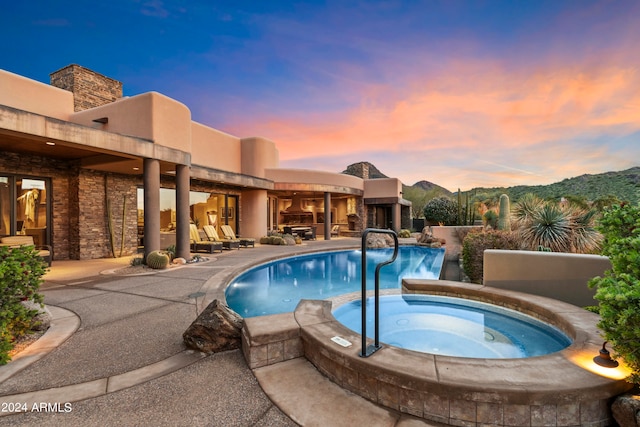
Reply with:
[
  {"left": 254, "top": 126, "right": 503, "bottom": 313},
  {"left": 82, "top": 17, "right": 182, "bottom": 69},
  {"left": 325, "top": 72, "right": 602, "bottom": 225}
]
[
  {"left": 203, "top": 225, "right": 240, "bottom": 250},
  {"left": 189, "top": 224, "right": 223, "bottom": 253},
  {"left": 0, "top": 235, "right": 52, "bottom": 266},
  {"left": 330, "top": 225, "right": 340, "bottom": 237},
  {"left": 221, "top": 225, "right": 255, "bottom": 248}
]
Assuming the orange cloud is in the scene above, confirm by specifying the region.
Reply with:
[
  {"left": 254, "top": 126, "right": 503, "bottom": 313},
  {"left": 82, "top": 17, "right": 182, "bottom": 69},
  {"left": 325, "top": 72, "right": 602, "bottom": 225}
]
[{"left": 248, "top": 60, "right": 639, "bottom": 161}]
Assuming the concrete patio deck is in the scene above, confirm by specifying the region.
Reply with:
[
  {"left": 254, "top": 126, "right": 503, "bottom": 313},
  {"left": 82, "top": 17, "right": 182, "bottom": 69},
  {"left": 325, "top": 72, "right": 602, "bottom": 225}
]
[{"left": 0, "top": 238, "right": 447, "bottom": 426}]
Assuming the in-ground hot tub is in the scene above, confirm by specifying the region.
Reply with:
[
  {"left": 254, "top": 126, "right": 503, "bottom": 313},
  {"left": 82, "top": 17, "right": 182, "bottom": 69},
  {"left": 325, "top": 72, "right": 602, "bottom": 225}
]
[
  {"left": 332, "top": 293, "right": 572, "bottom": 359},
  {"left": 294, "top": 280, "right": 633, "bottom": 426}
]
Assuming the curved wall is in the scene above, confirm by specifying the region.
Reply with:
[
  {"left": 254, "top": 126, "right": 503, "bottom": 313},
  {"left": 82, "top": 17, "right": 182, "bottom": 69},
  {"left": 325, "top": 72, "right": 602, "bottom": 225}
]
[
  {"left": 241, "top": 137, "right": 279, "bottom": 178},
  {"left": 71, "top": 92, "right": 192, "bottom": 152},
  {"left": 265, "top": 168, "right": 364, "bottom": 194}
]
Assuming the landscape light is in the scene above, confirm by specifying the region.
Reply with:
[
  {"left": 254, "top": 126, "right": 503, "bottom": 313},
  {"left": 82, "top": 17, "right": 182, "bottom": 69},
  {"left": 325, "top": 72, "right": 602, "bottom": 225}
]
[{"left": 593, "top": 342, "right": 619, "bottom": 368}]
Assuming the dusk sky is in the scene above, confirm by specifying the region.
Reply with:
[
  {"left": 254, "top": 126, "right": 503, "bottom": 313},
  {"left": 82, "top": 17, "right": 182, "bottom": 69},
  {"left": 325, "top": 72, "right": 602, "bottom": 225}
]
[{"left": 2, "top": 1, "right": 639, "bottom": 191}]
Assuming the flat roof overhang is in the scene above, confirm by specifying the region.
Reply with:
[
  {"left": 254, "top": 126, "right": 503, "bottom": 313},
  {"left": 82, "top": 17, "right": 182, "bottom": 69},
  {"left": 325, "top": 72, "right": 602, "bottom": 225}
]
[
  {"left": 0, "top": 105, "right": 272, "bottom": 190},
  {"left": 273, "top": 182, "right": 363, "bottom": 197},
  {"left": 0, "top": 104, "right": 188, "bottom": 175},
  {"left": 364, "top": 197, "right": 412, "bottom": 206},
  {"left": 191, "top": 165, "right": 274, "bottom": 190}
]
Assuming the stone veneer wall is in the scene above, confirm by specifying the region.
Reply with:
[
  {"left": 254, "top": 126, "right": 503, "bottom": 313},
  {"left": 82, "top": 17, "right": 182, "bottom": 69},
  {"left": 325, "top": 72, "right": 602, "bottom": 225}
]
[
  {"left": 0, "top": 152, "right": 74, "bottom": 260},
  {"left": 76, "top": 170, "right": 139, "bottom": 259},
  {"left": 50, "top": 64, "right": 123, "bottom": 112},
  {"left": 0, "top": 151, "right": 140, "bottom": 260}
]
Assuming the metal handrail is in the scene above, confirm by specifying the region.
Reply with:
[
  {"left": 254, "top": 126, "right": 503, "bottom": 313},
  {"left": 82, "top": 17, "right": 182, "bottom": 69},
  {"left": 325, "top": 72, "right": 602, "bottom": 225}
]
[{"left": 359, "top": 228, "right": 399, "bottom": 357}]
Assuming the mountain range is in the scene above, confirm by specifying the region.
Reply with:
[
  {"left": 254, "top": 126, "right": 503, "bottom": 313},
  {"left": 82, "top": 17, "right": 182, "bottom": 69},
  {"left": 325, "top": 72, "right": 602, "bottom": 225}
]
[{"left": 342, "top": 162, "right": 640, "bottom": 205}]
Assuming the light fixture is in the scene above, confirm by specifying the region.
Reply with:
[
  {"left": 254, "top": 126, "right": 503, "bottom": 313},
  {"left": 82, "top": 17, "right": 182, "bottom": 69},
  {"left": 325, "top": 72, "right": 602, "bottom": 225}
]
[{"left": 593, "top": 342, "right": 619, "bottom": 368}]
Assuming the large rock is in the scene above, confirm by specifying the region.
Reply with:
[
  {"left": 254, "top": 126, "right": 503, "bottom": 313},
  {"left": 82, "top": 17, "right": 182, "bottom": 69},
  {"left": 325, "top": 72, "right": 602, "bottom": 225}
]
[
  {"left": 417, "top": 226, "right": 445, "bottom": 248},
  {"left": 612, "top": 392, "right": 640, "bottom": 427},
  {"left": 183, "top": 300, "right": 243, "bottom": 353},
  {"left": 366, "top": 233, "right": 395, "bottom": 248}
]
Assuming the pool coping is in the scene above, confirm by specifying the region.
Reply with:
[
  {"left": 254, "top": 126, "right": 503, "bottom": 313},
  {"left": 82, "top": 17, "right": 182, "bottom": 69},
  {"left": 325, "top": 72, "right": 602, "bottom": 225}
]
[{"left": 243, "top": 279, "right": 634, "bottom": 426}]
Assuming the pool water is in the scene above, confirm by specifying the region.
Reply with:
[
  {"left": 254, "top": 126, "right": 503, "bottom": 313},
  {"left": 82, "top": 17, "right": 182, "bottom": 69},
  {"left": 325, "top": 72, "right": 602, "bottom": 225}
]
[
  {"left": 226, "top": 246, "right": 445, "bottom": 318},
  {"left": 333, "top": 294, "right": 572, "bottom": 358}
]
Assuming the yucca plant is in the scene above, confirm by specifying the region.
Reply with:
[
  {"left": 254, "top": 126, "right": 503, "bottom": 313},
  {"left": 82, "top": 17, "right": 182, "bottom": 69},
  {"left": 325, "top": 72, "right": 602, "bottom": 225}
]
[
  {"left": 520, "top": 204, "right": 573, "bottom": 252},
  {"left": 512, "top": 193, "right": 544, "bottom": 227},
  {"left": 570, "top": 208, "right": 602, "bottom": 253},
  {"left": 514, "top": 194, "right": 602, "bottom": 254}
]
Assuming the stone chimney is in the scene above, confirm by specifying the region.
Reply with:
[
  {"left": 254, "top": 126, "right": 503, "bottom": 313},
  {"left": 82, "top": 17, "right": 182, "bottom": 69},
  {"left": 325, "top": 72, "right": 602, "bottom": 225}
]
[{"left": 50, "top": 64, "right": 123, "bottom": 112}]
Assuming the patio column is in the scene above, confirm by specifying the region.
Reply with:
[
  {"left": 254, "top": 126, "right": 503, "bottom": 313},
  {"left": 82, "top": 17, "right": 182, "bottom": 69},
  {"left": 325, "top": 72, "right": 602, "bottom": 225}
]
[
  {"left": 324, "top": 192, "right": 331, "bottom": 240},
  {"left": 391, "top": 203, "right": 400, "bottom": 232},
  {"left": 143, "top": 158, "right": 160, "bottom": 259},
  {"left": 175, "top": 164, "right": 190, "bottom": 260}
]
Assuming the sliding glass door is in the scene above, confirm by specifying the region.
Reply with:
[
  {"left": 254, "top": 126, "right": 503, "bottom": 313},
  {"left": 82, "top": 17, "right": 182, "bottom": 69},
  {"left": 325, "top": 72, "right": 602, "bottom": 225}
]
[{"left": 0, "top": 175, "right": 51, "bottom": 246}]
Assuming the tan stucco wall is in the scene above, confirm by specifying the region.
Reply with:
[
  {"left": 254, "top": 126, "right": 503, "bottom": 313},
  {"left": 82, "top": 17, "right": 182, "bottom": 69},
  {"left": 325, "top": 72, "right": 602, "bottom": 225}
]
[
  {"left": 483, "top": 249, "right": 611, "bottom": 307},
  {"left": 363, "top": 178, "right": 403, "bottom": 199},
  {"left": 71, "top": 92, "right": 191, "bottom": 151},
  {"left": 191, "top": 122, "right": 242, "bottom": 172},
  {"left": 241, "top": 137, "right": 279, "bottom": 178},
  {"left": 240, "top": 189, "right": 268, "bottom": 238},
  {"left": 0, "top": 69, "right": 74, "bottom": 120},
  {"left": 265, "top": 168, "right": 364, "bottom": 192}
]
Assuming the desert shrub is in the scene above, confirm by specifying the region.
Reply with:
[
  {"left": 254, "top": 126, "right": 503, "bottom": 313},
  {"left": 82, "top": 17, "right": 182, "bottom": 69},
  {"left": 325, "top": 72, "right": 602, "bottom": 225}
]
[
  {"left": 461, "top": 230, "right": 521, "bottom": 284},
  {"left": 0, "top": 245, "right": 47, "bottom": 364},
  {"left": 423, "top": 197, "right": 458, "bottom": 225},
  {"left": 483, "top": 210, "right": 498, "bottom": 229},
  {"left": 589, "top": 203, "right": 640, "bottom": 384},
  {"left": 130, "top": 256, "right": 144, "bottom": 266},
  {"left": 164, "top": 245, "right": 176, "bottom": 261},
  {"left": 514, "top": 195, "right": 601, "bottom": 253}
]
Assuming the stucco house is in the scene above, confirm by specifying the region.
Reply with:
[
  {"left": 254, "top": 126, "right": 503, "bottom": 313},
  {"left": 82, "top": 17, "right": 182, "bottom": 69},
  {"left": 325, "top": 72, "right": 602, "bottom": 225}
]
[{"left": 0, "top": 64, "right": 411, "bottom": 261}]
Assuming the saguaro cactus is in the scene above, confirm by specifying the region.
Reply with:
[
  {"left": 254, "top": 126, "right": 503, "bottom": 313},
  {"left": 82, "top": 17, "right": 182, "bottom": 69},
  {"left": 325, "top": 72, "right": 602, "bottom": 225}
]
[{"left": 497, "top": 194, "right": 511, "bottom": 231}]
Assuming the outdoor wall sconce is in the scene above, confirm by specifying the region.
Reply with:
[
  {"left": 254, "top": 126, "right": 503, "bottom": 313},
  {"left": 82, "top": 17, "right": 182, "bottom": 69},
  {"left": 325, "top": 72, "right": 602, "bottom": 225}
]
[{"left": 593, "top": 342, "right": 619, "bottom": 368}]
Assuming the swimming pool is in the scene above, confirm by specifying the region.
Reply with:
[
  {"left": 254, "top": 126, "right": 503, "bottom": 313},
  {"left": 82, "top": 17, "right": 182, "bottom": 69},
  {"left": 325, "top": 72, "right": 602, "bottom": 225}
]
[
  {"left": 332, "top": 294, "right": 572, "bottom": 358},
  {"left": 225, "top": 246, "right": 445, "bottom": 317}
]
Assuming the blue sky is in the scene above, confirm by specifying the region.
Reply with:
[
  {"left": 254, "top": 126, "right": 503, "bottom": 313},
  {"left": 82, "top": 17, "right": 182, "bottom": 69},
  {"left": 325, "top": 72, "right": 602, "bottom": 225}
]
[{"left": 2, "top": 1, "right": 639, "bottom": 191}]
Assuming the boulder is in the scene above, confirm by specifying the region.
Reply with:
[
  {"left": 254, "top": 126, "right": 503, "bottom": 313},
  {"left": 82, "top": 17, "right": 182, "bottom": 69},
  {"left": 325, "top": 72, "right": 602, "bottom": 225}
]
[
  {"left": 612, "top": 392, "right": 640, "bottom": 427},
  {"left": 366, "top": 233, "right": 395, "bottom": 248},
  {"left": 183, "top": 300, "right": 243, "bottom": 353},
  {"left": 417, "top": 226, "right": 445, "bottom": 248}
]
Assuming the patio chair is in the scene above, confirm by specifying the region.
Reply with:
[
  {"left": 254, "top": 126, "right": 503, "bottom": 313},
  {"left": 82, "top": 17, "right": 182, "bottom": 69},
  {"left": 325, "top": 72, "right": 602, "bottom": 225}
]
[
  {"left": 189, "top": 224, "right": 223, "bottom": 253},
  {"left": 221, "top": 225, "right": 255, "bottom": 248},
  {"left": 330, "top": 225, "right": 340, "bottom": 237},
  {"left": 203, "top": 225, "right": 240, "bottom": 250},
  {"left": 0, "top": 235, "right": 53, "bottom": 266}
]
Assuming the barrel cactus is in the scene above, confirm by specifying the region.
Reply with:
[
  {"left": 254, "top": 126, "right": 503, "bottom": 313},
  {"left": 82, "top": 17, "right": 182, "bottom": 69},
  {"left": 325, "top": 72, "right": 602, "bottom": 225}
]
[
  {"left": 146, "top": 250, "right": 170, "bottom": 269},
  {"left": 497, "top": 194, "right": 511, "bottom": 231}
]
